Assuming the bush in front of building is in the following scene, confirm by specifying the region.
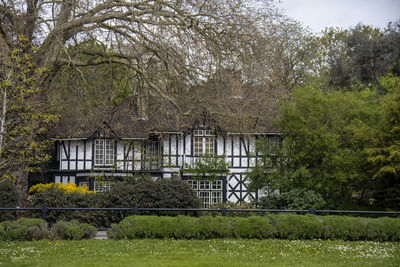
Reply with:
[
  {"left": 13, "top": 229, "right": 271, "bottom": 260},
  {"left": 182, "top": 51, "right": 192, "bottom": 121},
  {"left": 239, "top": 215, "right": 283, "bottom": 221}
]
[
  {"left": 29, "top": 185, "right": 100, "bottom": 226},
  {"left": 29, "top": 182, "right": 94, "bottom": 194},
  {"left": 108, "top": 214, "right": 400, "bottom": 241},
  {"left": 28, "top": 175, "right": 201, "bottom": 227},
  {"left": 111, "top": 175, "right": 201, "bottom": 209},
  {"left": 99, "top": 176, "right": 201, "bottom": 222},
  {"left": 256, "top": 188, "right": 327, "bottom": 210}
]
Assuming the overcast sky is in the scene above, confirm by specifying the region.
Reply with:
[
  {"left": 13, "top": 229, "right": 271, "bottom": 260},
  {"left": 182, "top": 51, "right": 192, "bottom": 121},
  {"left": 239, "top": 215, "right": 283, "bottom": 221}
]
[{"left": 277, "top": 0, "right": 400, "bottom": 33}]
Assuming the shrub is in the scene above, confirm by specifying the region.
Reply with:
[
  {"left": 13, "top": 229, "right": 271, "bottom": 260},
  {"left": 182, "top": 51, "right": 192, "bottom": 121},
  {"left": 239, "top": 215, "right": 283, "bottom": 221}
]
[
  {"left": 322, "top": 215, "right": 368, "bottom": 241},
  {"left": 232, "top": 216, "right": 275, "bottom": 238},
  {"left": 109, "top": 215, "right": 273, "bottom": 240},
  {"left": 364, "top": 217, "right": 400, "bottom": 241},
  {"left": 257, "top": 188, "right": 326, "bottom": 210},
  {"left": 29, "top": 186, "right": 101, "bottom": 226},
  {"left": 29, "top": 175, "right": 201, "bottom": 227},
  {"left": 255, "top": 195, "right": 279, "bottom": 209},
  {"left": 0, "top": 218, "right": 49, "bottom": 241},
  {"left": 0, "top": 179, "right": 18, "bottom": 221},
  {"left": 108, "top": 214, "right": 400, "bottom": 241},
  {"left": 0, "top": 218, "right": 97, "bottom": 240},
  {"left": 269, "top": 214, "right": 325, "bottom": 240},
  {"left": 51, "top": 220, "right": 96, "bottom": 240},
  {"left": 100, "top": 175, "right": 201, "bottom": 219},
  {"left": 29, "top": 182, "right": 94, "bottom": 194}
]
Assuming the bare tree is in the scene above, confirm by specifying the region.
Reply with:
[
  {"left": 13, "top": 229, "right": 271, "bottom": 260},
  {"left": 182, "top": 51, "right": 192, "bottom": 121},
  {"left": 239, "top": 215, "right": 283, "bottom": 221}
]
[
  {"left": 1, "top": 0, "right": 279, "bottom": 109},
  {"left": 1, "top": 0, "right": 281, "bottom": 205}
]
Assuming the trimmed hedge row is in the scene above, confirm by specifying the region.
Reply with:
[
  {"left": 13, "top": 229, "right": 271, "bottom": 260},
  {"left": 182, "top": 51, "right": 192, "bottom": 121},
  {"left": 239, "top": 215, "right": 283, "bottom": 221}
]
[
  {"left": 108, "top": 214, "right": 400, "bottom": 241},
  {"left": 0, "top": 218, "right": 96, "bottom": 241}
]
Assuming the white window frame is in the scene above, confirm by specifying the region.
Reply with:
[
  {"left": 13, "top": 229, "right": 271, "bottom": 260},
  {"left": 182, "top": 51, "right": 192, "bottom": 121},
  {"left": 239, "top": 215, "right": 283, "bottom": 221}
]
[
  {"left": 94, "top": 181, "right": 112, "bottom": 192},
  {"left": 94, "top": 139, "right": 114, "bottom": 166},
  {"left": 193, "top": 130, "right": 215, "bottom": 156},
  {"left": 78, "top": 181, "right": 89, "bottom": 187},
  {"left": 188, "top": 179, "right": 223, "bottom": 208}
]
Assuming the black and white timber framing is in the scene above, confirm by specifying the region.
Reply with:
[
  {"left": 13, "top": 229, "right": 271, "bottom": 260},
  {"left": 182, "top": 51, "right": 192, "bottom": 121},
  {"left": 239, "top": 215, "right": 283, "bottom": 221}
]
[{"left": 52, "top": 122, "right": 279, "bottom": 204}]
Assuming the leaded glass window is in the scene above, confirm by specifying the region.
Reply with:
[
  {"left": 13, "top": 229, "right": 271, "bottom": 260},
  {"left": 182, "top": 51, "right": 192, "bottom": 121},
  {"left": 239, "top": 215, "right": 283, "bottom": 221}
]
[
  {"left": 94, "top": 139, "right": 114, "bottom": 166},
  {"left": 94, "top": 181, "right": 112, "bottom": 192},
  {"left": 188, "top": 179, "right": 223, "bottom": 208},
  {"left": 193, "top": 130, "right": 214, "bottom": 156}
]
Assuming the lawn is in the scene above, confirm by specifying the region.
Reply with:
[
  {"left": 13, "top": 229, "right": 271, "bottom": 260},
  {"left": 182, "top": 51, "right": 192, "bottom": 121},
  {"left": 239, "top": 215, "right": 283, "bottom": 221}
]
[{"left": 0, "top": 239, "right": 398, "bottom": 266}]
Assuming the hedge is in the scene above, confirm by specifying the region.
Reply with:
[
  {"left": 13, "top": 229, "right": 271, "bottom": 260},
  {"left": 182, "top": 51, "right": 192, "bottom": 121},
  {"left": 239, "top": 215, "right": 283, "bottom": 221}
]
[
  {"left": 0, "top": 218, "right": 49, "bottom": 241},
  {"left": 28, "top": 176, "right": 200, "bottom": 227},
  {"left": 51, "top": 220, "right": 97, "bottom": 240},
  {"left": 0, "top": 218, "right": 96, "bottom": 241},
  {"left": 108, "top": 214, "right": 400, "bottom": 241}
]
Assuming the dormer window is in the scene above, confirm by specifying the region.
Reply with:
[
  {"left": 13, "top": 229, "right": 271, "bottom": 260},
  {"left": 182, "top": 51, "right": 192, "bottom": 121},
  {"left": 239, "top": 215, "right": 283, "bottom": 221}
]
[
  {"left": 193, "top": 130, "right": 214, "bottom": 156},
  {"left": 94, "top": 139, "right": 114, "bottom": 166}
]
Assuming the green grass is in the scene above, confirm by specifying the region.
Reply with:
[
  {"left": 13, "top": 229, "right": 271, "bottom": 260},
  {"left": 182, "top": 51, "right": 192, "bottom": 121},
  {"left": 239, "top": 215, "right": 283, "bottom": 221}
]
[{"left": 0, "top": 239, "right": 398, "bottom": 266}]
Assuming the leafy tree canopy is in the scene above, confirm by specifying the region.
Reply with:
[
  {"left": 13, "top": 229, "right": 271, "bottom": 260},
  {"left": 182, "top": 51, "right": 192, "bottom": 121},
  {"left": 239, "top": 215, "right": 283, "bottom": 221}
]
[{"left": 249, "top": 79, "right": 381, "bottom": 203}]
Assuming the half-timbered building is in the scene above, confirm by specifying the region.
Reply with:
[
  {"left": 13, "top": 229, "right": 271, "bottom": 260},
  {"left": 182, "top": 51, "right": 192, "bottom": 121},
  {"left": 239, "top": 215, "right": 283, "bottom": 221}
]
[{"left": 52, "top": 114, "right": 279, "bottom": 208}]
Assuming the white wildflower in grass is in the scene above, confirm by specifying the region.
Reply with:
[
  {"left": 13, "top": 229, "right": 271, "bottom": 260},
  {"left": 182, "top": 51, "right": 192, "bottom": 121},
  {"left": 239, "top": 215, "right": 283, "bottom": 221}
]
[{"left": 0, "top": 239, "right": 399, "bottom": 266}]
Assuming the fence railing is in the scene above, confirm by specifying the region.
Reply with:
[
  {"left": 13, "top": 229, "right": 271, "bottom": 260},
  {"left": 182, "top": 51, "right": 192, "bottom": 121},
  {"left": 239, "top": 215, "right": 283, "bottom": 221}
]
[{"left": 1, "top": 207, "right": 399, "bottom": 221}]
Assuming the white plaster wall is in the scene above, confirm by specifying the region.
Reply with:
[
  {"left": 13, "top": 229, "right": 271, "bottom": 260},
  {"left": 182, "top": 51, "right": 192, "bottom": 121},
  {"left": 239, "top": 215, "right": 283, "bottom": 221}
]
[
  {"left": 170, "top": 135, "right": 177, "bottom": 166},
  {"left": 116, "top": 161, "right": 124, "bottom": 170},
  {"left": 163, "top": 137, "right": 169, "bottom": 155},
  {"left": 61, "top": 161, "right": 68, "bottom": 170},
  {"left": 249, "top": 136, "right": 256, "bottom": 154},
  {"left": 86, "top": 140, "right": 92, "bottom": 161},
  {"left": 70, "top": 161, "right": 76, "bottom": 170},
  {"left": 134, "top": 143, "right": 141, "bottom": 170},
  {"left": 177, "top": 135, "right": 184, "bottom": 167},
  {"left": 183, "top": 156, "right": 191, "bottom": 166},
  {"left": 227, "top": 168, "right": 247, "bottom": 173},
  {"left": 116, "top": 143, "right": 124, "bottom": 160},
  {"left": 185, "top": 135, "right": 191, "bottom": 155},
  {"left": 241, "top": 157, "right": 248, "bottom": 167},
  {"left": 77, "top": 141, "right": 85, "bottom": 161},
  {"left": 233, "top": 157, "right": 239, "bottom": 167},
  {"left": 60, "top": 142, "right": 66, "bottom": 160},
  {"left": 86, "top": 161, "right": 92, "bottom": 169},
  {"left": 225, "top": 136, "right": 232, "bottom": 156},
  {"left": 77, "top": 161, "right": 84, "bottom": 170},
  {"left": 217, "top": 136, "right": 224, "bottom": 156},
  {"left": 233, "top": 137, "right": 240, "bottom": 156}
]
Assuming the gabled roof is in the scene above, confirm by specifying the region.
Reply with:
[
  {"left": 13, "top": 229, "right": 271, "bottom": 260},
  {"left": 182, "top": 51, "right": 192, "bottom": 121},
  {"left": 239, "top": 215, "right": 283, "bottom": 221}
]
[
  {"left": 88, "top": 121, "right": 121, "bottom": 140},
  {"left": 49, "top": 83, "right": 279, "bottom": 139}
]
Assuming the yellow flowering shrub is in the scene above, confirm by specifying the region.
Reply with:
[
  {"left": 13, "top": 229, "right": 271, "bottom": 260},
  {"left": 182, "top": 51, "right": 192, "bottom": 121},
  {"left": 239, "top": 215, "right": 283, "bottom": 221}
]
[{"left": 29, "top": 182, "right": 95, "bottom": 194}]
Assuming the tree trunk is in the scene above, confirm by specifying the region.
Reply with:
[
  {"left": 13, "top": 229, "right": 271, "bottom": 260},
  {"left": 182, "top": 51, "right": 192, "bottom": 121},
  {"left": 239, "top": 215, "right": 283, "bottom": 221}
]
[
  {"left": 137, "top": 89, "right": 148, "bottom": 120},
  {"left": 16, "top": 167, "right": 29, "bottom": 208}
]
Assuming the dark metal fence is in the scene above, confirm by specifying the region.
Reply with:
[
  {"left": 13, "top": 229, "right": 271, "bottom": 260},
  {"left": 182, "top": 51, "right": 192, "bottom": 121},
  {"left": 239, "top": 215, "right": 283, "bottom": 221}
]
[{"left": 0, "top": 207, "right": 399, "bottom": 221}]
